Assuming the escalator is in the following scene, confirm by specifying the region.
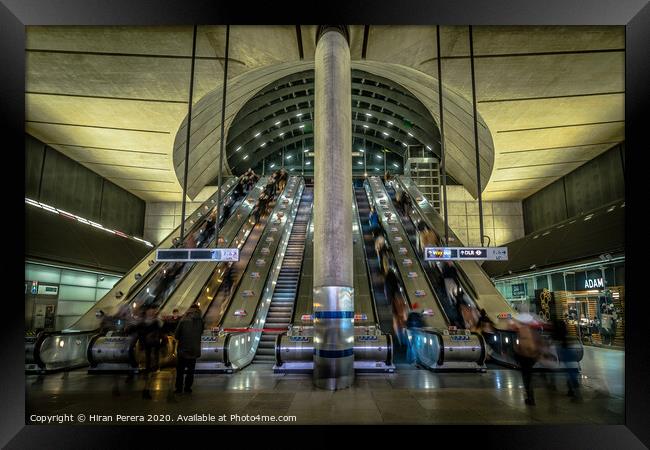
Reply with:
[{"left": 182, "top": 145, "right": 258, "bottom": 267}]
[
  {"left": 384, "top": 182, "right": 464, "bottom": 328},
  {"left": 354, "top": 186, "right": 408, "bottom": 363},
  {"left": 195, "top": 177, "right": 305, "bottom": 372},
  {"left": 364, "top": 176, "right": 486, "bottom": 371},
  {"left": 201, "top": 206, "right": 270, "bottom": 329},
  {"left": 87, "top": 176, "right": 274, "bottom": 373},
  {"left": 252, "top": 186, "right": 313, "bottom": 364},
  {"left": 272, "top": 183, "right": 393, "bottom": 373},
  {"left": 392, "top": 176, "right": 583, "bottom": 370},
  {"left": 29, "top": 177, "right": 247, "bottom": 372}
]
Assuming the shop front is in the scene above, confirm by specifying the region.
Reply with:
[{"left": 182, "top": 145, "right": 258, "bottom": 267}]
[{"left": 493, "top": 257, "right": 625, "bottom": 349}]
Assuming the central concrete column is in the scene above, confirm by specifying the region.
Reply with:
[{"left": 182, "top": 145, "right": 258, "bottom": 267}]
[{"left": 313, "top": 26, "right": 354, "bottom": 390}]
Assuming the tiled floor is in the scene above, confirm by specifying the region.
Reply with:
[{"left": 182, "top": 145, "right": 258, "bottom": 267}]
[{"left": 26, "top": 346, "right": 623, "bottom": 425}]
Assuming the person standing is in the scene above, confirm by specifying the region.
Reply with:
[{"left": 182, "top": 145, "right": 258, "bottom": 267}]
[
  {"left": 174, "top": 304, "right": 204, "bottom": 394},
  {"left": 368, "top": 207, "right": 380, "bottom": 238}
]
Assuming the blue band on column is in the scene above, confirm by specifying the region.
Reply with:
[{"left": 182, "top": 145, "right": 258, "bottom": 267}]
[
  {"left": 313, "top": 311, "right": 354, "bottom": 319},
  {"left": 314, "top": 348, "right": 354, "bottom": 358}
]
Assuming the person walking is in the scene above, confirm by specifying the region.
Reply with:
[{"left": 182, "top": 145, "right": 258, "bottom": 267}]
[
  {"left": 551, "top": 318, "right": 582, "bottom": 400},
  {"left": 513, "top": 318, "right": 543, "bottom": 406},
  {"left": 138, "top": 306, "right": 164, "bottom": 399},
  {"left": 174, "top": 304, "right": 204, "bottom": 394}
]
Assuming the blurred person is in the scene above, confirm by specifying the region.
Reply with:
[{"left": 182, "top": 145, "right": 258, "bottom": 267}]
[
  {"left": 219, "top": 196, "right": 235, "bottom": 229},
  {"left": 551, "top": 318, "right": 582, "bottom": 400},
  {"left": 150, "top": 262, "right": 183, "bottom": 307},
  {"left": 513, "top": 317, "right": 544, "bottom": 406},
  {"left": 384, "top": 265, "right": 409, "bottom": 345},
  {"left": 416, "top": 221, "right": 440, "bottom": 259},
  {"left": 254, "top": 193, "right": 269, "bottom": 222},
  {"left": 162, "top": 308, "right": 182, "bottom": 334},
  {"left": 405, "top": 303, "right": 426, "bottom": 364},
  {"left": 600, "top": 309, "right": 614, "bottom": 346},
  {"left": 96, "top": 310, "right": 114, "bottom": 334},
  {"left": 441, "top": 262, "right": 460, "bottom": 305},
  {"left": 374, "top": 235, "right": 391, "bottom": 275},
  {"left": 368, "top": 206, "right": 380, "bottom": 238},
  {"left": 277, "top": 168, "right": 289, "bottom": 193},
  {"left": 174, "top": 304, "right": 204, "bottom": 394},
  {"left": 138, "top": 306, "right": 164, "bottom": 400},
  {"left": 477, "top": 308, "right": 496, "bottom": 341}
]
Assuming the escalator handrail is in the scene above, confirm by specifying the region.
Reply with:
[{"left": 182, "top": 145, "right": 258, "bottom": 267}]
[{"left": 353, "top": 186, "right": 384, "bottom": 330}]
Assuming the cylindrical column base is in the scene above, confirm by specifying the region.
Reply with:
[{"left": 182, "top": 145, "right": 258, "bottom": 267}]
[{"left": 313, "top": 286, "right": 354, "bottom": 390}]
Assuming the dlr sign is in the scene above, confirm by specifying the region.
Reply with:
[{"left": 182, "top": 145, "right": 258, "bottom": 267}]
[{"left": 584, "top": 278, "right": 605, "bottom": 289}]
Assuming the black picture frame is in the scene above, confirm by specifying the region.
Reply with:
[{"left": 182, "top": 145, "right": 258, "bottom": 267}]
[{"left": 1, "top": 0, "right": 647, "bottom": 448}]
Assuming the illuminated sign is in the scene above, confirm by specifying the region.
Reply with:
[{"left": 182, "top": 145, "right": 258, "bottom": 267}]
[
  {"left": 424, "top": 247, "right": 508, "bottom": 261},
  {"left": 156, "top": 248, "right": 239, "bottom": 262},
  {"left": 584, "top": 278, "right": 605, "bottom": 289}
]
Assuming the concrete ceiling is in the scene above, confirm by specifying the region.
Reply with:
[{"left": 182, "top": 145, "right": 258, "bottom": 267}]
[{"left": 25, "top": 25, "right": 624, "bottom": 203}]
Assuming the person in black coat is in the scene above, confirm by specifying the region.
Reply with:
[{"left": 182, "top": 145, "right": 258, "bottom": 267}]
[
  {"left": 138, "top": 306, "right": 163, "bottom": 399},
  {"left": 174, "top": 305, "right": 205, "bottom": 394}
]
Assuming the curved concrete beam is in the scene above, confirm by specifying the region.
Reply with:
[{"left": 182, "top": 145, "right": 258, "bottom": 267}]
[{"left": 173, "top": 60, "right": 495, "bottom": 199}]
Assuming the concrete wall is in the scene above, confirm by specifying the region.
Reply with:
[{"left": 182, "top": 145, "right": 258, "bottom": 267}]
[
  {"left": 523, "top": 143, "right": 625, "bottom": 234},
  {"left": 442, "top": 185, "right": 525, "bottom": 247},
  {"left": 25, "top": 134, "right": 146, "bottom": 237},
  {"left": 143, "top": 201, "right": 202, "bottom": 244}
]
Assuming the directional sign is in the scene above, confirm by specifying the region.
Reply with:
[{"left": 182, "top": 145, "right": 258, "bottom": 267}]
[
  {"left": 156, "top": 248, "right": 239, "bottom": 262},
  {"left": 424, "top": 246, "right": 508, "bottom": 261}
]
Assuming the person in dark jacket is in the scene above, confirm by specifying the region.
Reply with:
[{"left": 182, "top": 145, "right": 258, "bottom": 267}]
[
  {"left": 174, "top": 304, "right": 204, "bottom": 394},
  {"left": 552, "top": 318, "right": 582, "bottom": 399},
  {"left": 138, "top": 306, "right": 163, "bottom": 399}
]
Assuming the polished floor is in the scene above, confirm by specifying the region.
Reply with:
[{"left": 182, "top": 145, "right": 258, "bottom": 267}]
[{"left": 26, "top": 346, "right": 623, "bottom": 425}]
